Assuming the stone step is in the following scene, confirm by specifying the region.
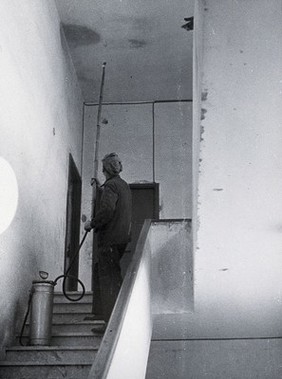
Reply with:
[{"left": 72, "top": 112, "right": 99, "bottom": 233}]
[
  {"left": 17, "top": 332, "right": 103, "bottom": 347},
  {"left": 52, "top": 311, "right": 94, "bottom": 323},
  {"left": 23, "top": 320, "right": 104, "bottom": 334},
  {"left": 53, "top": 291, "right": 93, "bottom": 304},
  {"left": 0, "top": 361, "right": 91, "bottom": 379},
  {"left": 5, "top": 345, "right": 98, "bottom": 363},
  {"left": 53, "top": 301, "right": 92, "bottom": 313}
]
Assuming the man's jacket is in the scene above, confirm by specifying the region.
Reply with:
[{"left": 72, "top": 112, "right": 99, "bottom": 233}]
[{"left": 92, "top": 175, "right": 132, "bottom": 246}]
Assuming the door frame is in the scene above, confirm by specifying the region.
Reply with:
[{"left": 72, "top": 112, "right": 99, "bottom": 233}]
[
  {"left": 120, "top": 182, "right": 159, "bottom": 275},
  {"left": 64, "top": 154, "right": 82, "bottom": 291}
]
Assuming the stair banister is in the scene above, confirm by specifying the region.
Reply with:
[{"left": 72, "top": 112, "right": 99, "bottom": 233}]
[{"left": 88, "top": 219, "right": 153, "bottom": 379}]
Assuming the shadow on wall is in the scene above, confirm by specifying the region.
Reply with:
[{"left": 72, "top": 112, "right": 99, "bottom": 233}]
[
  {"left": 150, "top": 220, "right": 193, "bottom": 315},
  {"left": 60, "top": 23, "right": 101, "bottom": 48}
]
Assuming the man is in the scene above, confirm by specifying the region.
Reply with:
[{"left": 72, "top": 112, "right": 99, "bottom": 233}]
[{"left": 84, "top": 153, "right": 132, "bottom": 326}]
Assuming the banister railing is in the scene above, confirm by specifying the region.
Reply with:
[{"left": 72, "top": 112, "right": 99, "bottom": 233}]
[{"left": 87, "top": 219, "right": 152, "bottom": 379}]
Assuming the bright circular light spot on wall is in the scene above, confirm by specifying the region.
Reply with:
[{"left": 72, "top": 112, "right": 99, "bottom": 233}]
[{"left": 0, "top": 157, "right": 18, "bottom": 234}]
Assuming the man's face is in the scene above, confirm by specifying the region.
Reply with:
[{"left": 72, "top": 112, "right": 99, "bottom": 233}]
[{"left": 102, "top": 166, "right": 108, "bottom": 178}]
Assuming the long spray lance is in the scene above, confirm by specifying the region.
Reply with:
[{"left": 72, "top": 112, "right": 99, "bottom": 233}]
[
  {"left": 90, "top": 62, "right": 107, "bottom": 316},
  {"left": 92, "top": 61, "right": 107, "bottom": 218}
]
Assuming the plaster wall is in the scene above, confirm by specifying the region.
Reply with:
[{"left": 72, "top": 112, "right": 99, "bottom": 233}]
[
  {"left": 0, "top": 0, "right": 83, "bottom": 354},
  {"left": 80, "top": 102, "right": 192, "bottom": 288},
  {"left": 194, "top": 0, "right": 282, "bottom": 336}
]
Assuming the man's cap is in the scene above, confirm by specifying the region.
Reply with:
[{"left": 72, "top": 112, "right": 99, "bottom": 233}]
[{"left": 102, "top": 153, "right": 123, "bottom": 176}]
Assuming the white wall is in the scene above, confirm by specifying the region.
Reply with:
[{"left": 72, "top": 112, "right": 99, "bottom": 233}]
[
  {"left": 0, "top": 0, "right": 83, "bottom": 354},
  {"left": 193, "top": 0, "right": 282, "bottom": 336}
]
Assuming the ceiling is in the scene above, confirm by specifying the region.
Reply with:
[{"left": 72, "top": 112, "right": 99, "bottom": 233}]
[{"left": 55, "top": 0, "right": 194, "bottom": 103}]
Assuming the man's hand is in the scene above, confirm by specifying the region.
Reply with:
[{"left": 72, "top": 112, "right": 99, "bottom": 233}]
[
  {"left": 84, "top": 220, "right": 93, "bottom": 232},
  {"left": 91, "top": 177, "right": 101, "bottom": 187}
]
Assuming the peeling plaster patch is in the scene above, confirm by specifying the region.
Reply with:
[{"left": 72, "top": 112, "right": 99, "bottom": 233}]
[
  {"left": 128, "top": 39, "right": 147, "bottom": 49},
  {"left": 201, "top": 108, "right": 207, "bottom": 120},
  {"left": 200, "top": 125, "right": 205, "bottom": 141},
  {"left": 196, "top": 215, "right": 201, "bottom": 231},
  {"left": 201, "top": 90, "right": 208, "bottom": 101},
  {"left": 182, "top": 17, "right": 194, "bottom": 31},
  {"left": 185, "top": 221, "right": 192, "bottom": 232},
  {"left": 62, "top": 23, "right": 101, "bottom": 48}
]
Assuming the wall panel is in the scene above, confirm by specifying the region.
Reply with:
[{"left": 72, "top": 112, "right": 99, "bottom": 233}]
[{"left": 154, "top": 102, "right": 192, "bottom": 219}]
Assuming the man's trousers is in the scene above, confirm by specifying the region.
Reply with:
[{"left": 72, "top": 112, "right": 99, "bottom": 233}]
[{"left": 94, "top": 243, "right": 127, "bottom": 322}]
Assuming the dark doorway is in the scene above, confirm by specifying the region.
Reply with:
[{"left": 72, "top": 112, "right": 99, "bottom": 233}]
[
  {"left": 64, "top": 154, "right": 82, "bottom": 291},
  {"left": 121, "top": 183, "right": 159, "bottom": 276}
]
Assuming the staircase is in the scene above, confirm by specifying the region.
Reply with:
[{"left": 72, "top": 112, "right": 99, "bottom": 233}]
[{"left": 0, "top": 292, "right": 104, "bottom": 379}]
